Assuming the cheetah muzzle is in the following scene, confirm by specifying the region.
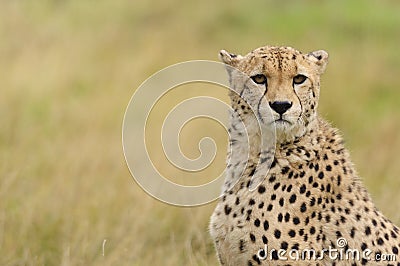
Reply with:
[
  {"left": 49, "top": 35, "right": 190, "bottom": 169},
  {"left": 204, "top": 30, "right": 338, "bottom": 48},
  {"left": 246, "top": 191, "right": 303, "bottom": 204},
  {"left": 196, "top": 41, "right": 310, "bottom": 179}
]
[{"left": 209, "top": 45, "right": 400, "bottom": 266}]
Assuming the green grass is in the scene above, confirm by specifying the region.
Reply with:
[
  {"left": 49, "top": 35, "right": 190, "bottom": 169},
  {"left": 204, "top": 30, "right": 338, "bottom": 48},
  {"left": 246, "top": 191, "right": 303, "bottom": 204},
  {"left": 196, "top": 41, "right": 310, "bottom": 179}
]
[{"left": 1, "top": 0, "right": 400, "bottom": 265}]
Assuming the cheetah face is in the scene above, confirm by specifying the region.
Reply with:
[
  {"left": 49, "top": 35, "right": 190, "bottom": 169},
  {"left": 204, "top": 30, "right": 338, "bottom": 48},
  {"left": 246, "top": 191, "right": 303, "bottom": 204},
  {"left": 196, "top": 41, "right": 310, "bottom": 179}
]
[{"left": 220, "top": 46, "right": 328, "bottom": 141}]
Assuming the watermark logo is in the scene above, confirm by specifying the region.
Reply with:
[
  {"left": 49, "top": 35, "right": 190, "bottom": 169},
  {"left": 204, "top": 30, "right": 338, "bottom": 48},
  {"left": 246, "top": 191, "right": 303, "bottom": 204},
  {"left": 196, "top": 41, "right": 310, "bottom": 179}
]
[
  {"left": 256, "top": 237, "right": 397, "bottom": 262},
  {"left": 122, "top": 61, "right": 275, "bottom": 206}
]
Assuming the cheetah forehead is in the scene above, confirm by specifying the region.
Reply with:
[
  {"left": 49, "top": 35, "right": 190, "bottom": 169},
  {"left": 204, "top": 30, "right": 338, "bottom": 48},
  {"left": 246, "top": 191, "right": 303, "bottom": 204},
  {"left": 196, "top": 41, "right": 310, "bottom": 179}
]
[
  {"left": 243, "top": 46, "right": 306, "bottom": 74},
  {"left": 225, "top": 45, "right": 327, "bottom": 77},
  {"left": 251, "top": 46, "right": 301, "bottom": 58}
]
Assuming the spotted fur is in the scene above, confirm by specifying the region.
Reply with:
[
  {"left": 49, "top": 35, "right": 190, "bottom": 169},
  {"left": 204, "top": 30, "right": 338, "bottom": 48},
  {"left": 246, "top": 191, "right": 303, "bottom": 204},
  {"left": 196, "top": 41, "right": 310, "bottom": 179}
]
[{"left": 209, "top": 46, "right": 400, "bottom": 266}]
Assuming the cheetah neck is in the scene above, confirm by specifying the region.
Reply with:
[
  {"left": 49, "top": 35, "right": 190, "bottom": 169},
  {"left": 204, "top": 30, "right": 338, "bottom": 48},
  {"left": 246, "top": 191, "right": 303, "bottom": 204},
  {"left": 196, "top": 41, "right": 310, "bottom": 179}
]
[{"left": 224, "top": 115, "right": 347, "bottom": 192}]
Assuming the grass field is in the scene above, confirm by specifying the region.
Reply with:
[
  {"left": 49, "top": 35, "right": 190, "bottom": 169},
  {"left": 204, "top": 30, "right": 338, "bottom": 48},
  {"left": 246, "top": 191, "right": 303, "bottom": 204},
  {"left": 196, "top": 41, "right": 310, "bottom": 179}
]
[{"left": 1, "top": 1, "right": 400, "bottom": 265}]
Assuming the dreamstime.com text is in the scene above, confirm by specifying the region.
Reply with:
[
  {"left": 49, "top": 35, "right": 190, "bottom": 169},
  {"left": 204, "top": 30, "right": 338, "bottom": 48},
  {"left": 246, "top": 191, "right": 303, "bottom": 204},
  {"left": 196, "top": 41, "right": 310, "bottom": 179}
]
[{"left": 257, "top": 238, "right": 397, "bottom": 262}]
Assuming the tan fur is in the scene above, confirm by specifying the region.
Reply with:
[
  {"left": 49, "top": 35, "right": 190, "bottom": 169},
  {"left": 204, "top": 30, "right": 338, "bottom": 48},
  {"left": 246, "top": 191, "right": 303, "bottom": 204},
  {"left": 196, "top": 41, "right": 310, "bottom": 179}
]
[{"left": 210, "top": 46, "right": 400, "bottom": 265}]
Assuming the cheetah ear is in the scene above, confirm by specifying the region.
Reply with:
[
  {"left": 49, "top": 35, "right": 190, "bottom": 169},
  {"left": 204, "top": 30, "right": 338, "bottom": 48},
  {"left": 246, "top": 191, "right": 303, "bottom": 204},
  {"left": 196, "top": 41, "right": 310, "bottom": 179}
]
[
  {"left": 219, "top": 50, "right": 243, "bottom": 67},
  {"left": 307, "top": 50, "right": 329, "bottom": 74}
]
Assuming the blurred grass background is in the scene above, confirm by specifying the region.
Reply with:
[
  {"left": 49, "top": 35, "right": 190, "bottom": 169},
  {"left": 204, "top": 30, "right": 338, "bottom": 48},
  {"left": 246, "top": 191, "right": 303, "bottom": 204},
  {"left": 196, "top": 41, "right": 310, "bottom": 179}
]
[{"left": 1, "top": 0, "right": 400, "bottom": 265}]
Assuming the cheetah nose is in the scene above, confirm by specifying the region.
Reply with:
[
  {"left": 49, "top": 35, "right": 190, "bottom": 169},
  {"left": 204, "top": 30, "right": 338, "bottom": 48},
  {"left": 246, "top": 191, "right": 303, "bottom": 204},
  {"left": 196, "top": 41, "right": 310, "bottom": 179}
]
[{"left": 269, "top": 101, "right": 293, "bottom": 115}]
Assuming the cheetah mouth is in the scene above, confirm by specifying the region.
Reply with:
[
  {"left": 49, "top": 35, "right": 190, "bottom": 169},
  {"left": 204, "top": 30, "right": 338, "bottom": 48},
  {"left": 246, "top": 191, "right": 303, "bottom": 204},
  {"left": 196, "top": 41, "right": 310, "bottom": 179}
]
[{"left": 274, "top": 118, "right": 292, "bottom": 125}]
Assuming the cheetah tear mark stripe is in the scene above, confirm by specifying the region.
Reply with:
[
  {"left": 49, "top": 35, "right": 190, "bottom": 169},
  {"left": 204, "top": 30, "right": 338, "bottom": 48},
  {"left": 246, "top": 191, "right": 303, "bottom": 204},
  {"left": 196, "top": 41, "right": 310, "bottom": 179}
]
[
  {"left": 293, "top": 81, "right": 305, "bottom": 125},
  {"left": 257, "top": 84, "right": 268, "bottom": 123},
  {"left": 239, "top": 84, "right": 248, "bottom": 99}
]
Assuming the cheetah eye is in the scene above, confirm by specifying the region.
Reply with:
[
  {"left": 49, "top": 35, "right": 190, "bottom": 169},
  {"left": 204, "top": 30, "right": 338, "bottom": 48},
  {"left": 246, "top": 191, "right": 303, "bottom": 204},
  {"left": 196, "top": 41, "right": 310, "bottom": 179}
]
[
  {"left": 251, "top": 74, "right": 267, "bottom": 85},
  {"left": 293, "top": 74, "right": 308, "bottom": 85}
]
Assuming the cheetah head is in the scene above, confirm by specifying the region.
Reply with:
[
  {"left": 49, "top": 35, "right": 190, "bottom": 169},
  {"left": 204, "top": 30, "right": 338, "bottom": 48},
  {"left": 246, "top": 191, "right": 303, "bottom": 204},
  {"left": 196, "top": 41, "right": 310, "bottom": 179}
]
[{"left": 220, "top": 46, "right": 328, "bottom": 143}]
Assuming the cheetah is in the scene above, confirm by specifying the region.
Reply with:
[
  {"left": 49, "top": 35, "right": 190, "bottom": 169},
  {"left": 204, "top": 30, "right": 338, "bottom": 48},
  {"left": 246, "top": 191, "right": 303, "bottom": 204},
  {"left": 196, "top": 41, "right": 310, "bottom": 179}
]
[{"left": 209, "top": 45, "right": 400, "bottom": 266}]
